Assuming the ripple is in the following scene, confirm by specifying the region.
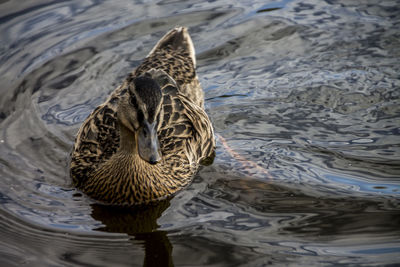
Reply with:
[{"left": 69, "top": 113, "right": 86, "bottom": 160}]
[{"left": 0, "top": 0, "right": 400, "bottom": 266}]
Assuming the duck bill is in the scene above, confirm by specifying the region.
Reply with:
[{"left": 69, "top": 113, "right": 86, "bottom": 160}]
[{"left": 138, "top": 120, "right": 161, "bottom": 165}]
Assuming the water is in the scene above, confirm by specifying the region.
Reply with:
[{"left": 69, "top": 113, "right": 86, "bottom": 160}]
[{"left": 1, "top": 0, "right": 399, "bottom": 266}]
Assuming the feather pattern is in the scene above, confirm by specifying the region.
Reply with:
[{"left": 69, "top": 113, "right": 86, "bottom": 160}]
[{"left": 70, "top": 27, "right": 215, "bottom": 205}]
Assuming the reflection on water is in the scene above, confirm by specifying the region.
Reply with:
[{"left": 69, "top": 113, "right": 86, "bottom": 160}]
[
  {"left": 92, "top": 201, "right": 173, "bottom": 267},
  {"left": 0, "top": 0, "right": 399, "bottom": 266}
]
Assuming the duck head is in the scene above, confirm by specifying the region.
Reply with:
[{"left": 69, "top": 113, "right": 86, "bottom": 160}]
[{"left": 117, "top": 74, "right": 163, "bottom": 165}]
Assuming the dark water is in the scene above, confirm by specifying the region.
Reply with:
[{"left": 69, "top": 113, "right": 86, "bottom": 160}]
[{"left": 1, "top": 0, "right": 399, "bottom": 266}]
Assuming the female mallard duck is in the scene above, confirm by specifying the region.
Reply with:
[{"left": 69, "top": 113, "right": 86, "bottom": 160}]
[{"left": 70, "top": 27, "right": 215, "bottom": 205}]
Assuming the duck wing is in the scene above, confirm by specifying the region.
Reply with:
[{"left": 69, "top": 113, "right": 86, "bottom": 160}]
[
  {"left": 69, "top": 94, "right": 120, "bottom": 186},
  {"left": 148, "top": 69, "right": 215, "bottom": 164}
]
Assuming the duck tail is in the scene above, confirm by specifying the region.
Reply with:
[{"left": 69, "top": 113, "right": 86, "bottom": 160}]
[{"left": 147, "top": 26, "right": 196, "bottom": 67}]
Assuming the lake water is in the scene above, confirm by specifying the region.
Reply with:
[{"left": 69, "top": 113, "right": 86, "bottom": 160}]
[{"left": 0, "top": 0, "right": 399, "bottom": 266}]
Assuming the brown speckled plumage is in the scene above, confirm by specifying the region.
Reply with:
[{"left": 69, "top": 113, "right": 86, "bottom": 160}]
[{"left": 70, "top": 27, "right": 215, "bottom": 205}]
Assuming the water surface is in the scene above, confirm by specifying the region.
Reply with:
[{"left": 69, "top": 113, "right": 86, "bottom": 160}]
[{"left": 0, "top": 0, "right": 399, "bottom": 266}]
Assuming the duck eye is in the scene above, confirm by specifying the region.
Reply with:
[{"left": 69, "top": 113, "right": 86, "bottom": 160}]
[
  {"left": 137, "top": 109, "right": 144, "bottom": 123},
  {"left": 130, "top": 95, "right": 138, "bottom": 109}
]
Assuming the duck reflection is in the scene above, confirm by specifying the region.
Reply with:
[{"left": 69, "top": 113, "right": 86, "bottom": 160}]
[{"left": 90, "top": 200, "right": 173, "bottom": 267}]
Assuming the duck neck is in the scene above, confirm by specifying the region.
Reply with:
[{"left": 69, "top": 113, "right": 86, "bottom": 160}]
[
  {"left": 118, "top": 123, "right": 138, "bottom": 154},
  {"left": 84, "top": 122, "right": 195, "bottom": 205}
]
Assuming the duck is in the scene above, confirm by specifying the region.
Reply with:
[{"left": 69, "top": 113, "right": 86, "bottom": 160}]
[{"left": 70, "top": 27, "right": 215, "bottom": 205}]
